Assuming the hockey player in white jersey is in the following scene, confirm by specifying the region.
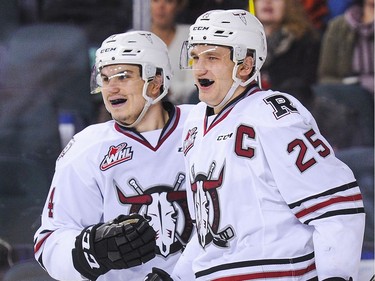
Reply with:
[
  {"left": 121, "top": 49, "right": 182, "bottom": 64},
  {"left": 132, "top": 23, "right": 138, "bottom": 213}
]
[
  {"left": 33, "top": 31, "right": 194, "bottom": 281},
  {"left": 146, "top": 9, "right": 366, "bottom": 281}
]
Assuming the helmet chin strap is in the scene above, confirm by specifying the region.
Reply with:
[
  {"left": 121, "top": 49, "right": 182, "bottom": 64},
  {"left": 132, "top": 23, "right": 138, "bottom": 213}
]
[
  {"left": 115, "top": 73, "right": 169, "bottom": 128},
  {"left": 117, "top": 101, "right": 152, "bottom": 128},
  {"left": 210, "top": 79, "right": 241, "bottom": 109},
  {"left": 207, "top": 63, "right": 242, "bottom": 109},
  {"left": 208, "top": 64, "right": 261, "bottom": 110},
  {"left": 115, "top": 81, "right": 154, "bottom": 128}
]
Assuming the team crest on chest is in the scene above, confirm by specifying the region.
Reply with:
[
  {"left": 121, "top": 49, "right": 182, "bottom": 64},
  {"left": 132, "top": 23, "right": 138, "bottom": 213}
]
[
  {"left": 114, "top": 173, "right": 193, "bottom": 258},
  {"left": 183, "top": 127, "right": 197, "bottom": 156},
  {"left": 100, "top": 142, "right": 133, "bottom": 171},
  {"left": 191, "top": 162, "right": 235, "bottom": 248}
]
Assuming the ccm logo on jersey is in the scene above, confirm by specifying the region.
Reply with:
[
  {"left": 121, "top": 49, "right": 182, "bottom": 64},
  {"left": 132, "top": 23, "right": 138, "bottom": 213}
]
[
  {"left": 217, "top": 133, "right": 233, "bottom": 141},
  {"left": 100, "top": 142, "right": 133, "bottom": 171}
]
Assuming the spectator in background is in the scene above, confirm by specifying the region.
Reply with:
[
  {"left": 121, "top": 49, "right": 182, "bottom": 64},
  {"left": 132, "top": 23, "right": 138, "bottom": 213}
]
[
  {"left": 299, "top": 0, "right": 329, "bottom": 32},
  {"left": 255, "top": 0, "right": 320, "bottom": 110},
  {"left": 298, "top": 0, "right": 356, "bottom": 33},
  {"left": 313, "top": 0, "right": 374, "bottom": 259},
  {"left": 314, "top": 0, "right": 374, "bottom": 149},
  {"left": 326, "top": 0, "right": 354, "bottom": 21},
  {"left": 150, "top": 0, "right": 196, "bottom": 104},
  {"left": 318, "top": 0, "right": 374, "bottom": 95}
]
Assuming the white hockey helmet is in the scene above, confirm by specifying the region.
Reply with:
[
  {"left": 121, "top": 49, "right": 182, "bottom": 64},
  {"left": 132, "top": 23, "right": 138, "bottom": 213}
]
[
  {"left": 183, "top": 9, "right": 267, "bottom": 81},
  {"left": 91, "top": 31, "right": 173, "bottom": 127},
  {"left": 180, "top": 9, "right": 267, "bottom": 107},
  {"left": 92, "top": 30, "right": 172, "bottom": 103}
]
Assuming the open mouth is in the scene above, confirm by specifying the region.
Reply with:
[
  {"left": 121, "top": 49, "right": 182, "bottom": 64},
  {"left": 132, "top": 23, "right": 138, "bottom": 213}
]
[
  {"left": 198, "top": 79, "right": 214, "bottom": 87},
  {"left": 110, "top": 98, "right": 127, "bottom": 105}
]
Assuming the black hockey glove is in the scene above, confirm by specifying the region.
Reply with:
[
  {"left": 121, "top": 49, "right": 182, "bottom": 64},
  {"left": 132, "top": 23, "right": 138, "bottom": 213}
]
[
  {"left": 72, "top": 214, "right": 156, "bottom": 280},
  {"left": 144, "top": 267, "right": 173, "bottom": 281}
]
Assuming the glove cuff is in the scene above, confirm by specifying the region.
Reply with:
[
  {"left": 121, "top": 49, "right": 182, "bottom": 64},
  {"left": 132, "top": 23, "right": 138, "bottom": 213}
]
[
  {"left": 72, "top": 225, "right": 108, "bottom": 281},
  {"left": 144, "top": 267, "right": 173, "bottom": 281}
]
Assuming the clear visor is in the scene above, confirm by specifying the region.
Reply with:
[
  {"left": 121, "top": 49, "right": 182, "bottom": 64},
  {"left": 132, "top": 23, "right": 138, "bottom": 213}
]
[
  {"left": 179, "top": 43, "right": 233, "bottom": 70},
  {"left": 90, "top": 65, "right": 101, "bottom": 94},
  {"left": 90, "top": 65, "right": 143, "bottom": 95},
  {"left": 179, "top": 41, "right": 194, "bottom": 70}
]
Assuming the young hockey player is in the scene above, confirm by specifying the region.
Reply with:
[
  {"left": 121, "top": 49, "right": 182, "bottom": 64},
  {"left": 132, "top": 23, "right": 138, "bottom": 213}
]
[
  {"left": 146, "top": 9, "right": 365, "bottom": 281},
  {"left": 34, "top": 30, "right": 194, "bottom": 281}
]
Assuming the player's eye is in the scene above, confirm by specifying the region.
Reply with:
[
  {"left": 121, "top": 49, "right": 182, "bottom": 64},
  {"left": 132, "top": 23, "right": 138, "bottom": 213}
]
[
  {"left": 208, "top": 56, "right": 218, "bottom": 61},
  {"left": 117, "top": 72, "right": 130, "bottom": 81},
  {"left": 191, "top": 55, "right": 199, "bottom": 61},
  {"left": 102, "top": 71, "right": 133, "bottom": 84},
  {"left": 101, "top": 75, "right": 109, "bottom": 84}
]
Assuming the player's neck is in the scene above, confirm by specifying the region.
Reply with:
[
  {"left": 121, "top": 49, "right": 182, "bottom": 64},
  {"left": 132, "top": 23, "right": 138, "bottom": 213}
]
[
  {"left": 134, "top": 103, "right": 169, "bottom": 133},
  {"left": 213, "top": 85, "right": 247, "bottom": 114}
]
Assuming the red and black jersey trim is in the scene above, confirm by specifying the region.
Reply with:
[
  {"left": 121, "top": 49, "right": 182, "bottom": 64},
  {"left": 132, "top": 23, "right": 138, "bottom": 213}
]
[
  {"left": 204, "top": 83, "right": 261, "bottom": 135},
  {"left": 34, "top": 229, "right": 54, "bottom": 254},
  {"left": 115, "top": 101, "right": 180, "bottom": 151},
  {"left": 288, "top": 181, "right": 359, "bottom": 209},
  {"left": 303, "top": 207, "right": 365, "bottom": 225},
  {"left": 195, "top": 252, "right": 316, "bottom": 280},
  {"left": 288, "top": 181, "right": 364, "bottom": 225},
  {"left": 34, "top": 229, "right": 54, "bottom": 270}
]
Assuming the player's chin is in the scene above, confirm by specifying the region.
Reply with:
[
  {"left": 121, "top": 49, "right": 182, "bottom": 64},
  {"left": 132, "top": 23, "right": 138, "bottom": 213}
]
[
  {"left": 115, "top": 119, "right": 133, "bottom": 127},
  {"left": 112, "top": 112, "right": 132, "bottom": 125},
  {"left": 198, "top": 91, "right": 216, "bottom": 105}
]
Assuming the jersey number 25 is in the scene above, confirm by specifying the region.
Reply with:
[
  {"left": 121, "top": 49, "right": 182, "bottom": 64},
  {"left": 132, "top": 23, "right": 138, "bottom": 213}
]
[{"left": 287, "top": 128, "right": 331, "bottom": 173}]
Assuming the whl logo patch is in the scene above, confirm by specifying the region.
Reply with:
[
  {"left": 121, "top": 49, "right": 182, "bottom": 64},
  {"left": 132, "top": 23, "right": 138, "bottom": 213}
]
[{"left": 100, "top": 142, "right": 133, "bottom": 171}]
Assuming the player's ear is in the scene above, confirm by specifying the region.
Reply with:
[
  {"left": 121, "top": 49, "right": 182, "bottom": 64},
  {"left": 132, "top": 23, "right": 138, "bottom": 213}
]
[
  {"left": 237, "top": 56, "right": 254, "bottom": 81},
  {"left": 148, "top": 74, "right": 163, "bottom": 98}
]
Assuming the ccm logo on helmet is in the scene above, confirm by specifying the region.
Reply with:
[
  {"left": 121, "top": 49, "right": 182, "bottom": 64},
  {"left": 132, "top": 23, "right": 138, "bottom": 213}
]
[
  {"left": 193, "top": 26, "right": 209, "bottom": 31},
  {"left": 100, "top": 47, "right": 116, "bottom": 53}
]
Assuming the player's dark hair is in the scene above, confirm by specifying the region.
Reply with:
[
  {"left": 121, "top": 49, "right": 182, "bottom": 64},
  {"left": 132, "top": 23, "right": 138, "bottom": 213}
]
[{"left": 156, "top": 67, "right": 165, "bottom": 95}]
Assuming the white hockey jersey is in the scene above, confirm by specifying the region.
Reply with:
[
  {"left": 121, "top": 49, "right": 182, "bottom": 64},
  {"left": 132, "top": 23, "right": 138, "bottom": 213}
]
[
  {"left": 180, "top": 85, "right": 365, "bottom": 280},
  {"left": 34, "top": 103, "right": 194, "bottom": 281}
]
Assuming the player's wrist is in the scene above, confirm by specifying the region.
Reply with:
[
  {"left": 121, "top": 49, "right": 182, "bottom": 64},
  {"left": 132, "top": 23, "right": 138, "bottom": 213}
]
[{"left": 144, "top": 267, "right": 173, "bottom": 281}]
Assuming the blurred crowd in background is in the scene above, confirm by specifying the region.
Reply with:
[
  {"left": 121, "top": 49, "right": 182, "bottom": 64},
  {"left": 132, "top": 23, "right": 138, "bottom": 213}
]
[{"left": 0, "top": 0, "right": 373, "bottom": 280}]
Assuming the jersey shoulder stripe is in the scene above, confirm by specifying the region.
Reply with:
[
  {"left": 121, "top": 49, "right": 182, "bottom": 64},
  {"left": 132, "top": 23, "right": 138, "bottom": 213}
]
[
  {"left": 196, "top": 252, "right": 316, "bottom": 280},
  {"left": 288, "top": 181, "right": 364, "bottom": 224}
]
